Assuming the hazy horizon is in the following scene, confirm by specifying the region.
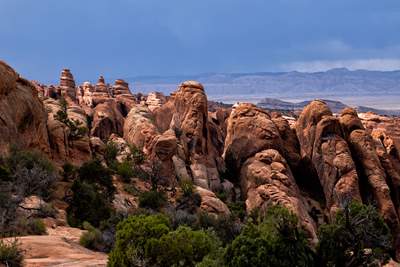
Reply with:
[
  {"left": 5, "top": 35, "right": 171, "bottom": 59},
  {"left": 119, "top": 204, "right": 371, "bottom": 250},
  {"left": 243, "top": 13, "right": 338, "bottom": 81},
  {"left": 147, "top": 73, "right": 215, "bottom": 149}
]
[{"left": 1, "top": 0, "right": 400, "bottom": 84}]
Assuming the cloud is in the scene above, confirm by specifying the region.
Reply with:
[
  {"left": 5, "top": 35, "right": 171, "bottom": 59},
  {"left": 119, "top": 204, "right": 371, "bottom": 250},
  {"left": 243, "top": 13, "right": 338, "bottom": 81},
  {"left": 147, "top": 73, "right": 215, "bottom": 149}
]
[{"left": 281, "top": 58, "right": 400, "bottom": 72}]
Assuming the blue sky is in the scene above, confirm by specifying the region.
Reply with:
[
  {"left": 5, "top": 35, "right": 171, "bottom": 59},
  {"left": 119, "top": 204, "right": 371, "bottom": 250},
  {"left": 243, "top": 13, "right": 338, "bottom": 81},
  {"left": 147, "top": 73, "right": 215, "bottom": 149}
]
[{"left": 1, "top": 0, "right": 400, "bottom": 83}]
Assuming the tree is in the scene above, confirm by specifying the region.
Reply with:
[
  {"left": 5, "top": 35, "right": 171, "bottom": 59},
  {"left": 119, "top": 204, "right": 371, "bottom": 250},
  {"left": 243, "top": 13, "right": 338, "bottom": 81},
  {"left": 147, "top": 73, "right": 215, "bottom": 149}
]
[
  {"left": 145, "top": 226, "right": 221, "bottom": 267},
  {"left": 67, "top": 159, "right": 115, "bottom": 227},
  {"left": 67, "top": 180, "right": 112, "bottom": 227},
  {"left": 224, "top": 205, "right": 315, "bottom": 267},
  {"left": 54, "top": 97, "right": 87, "bottom": 141},
  {"left": 317, "top": 201, "right": 392, "bottom": 267},
  {"left": 108, "top": 214, "right": 170, "bottom": 267}
]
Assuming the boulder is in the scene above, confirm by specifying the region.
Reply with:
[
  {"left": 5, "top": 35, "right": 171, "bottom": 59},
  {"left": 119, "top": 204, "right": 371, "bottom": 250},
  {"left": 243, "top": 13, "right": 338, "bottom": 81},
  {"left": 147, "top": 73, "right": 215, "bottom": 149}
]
[{"left": 195, "top": 186, "right": 230, "bottom": 216}]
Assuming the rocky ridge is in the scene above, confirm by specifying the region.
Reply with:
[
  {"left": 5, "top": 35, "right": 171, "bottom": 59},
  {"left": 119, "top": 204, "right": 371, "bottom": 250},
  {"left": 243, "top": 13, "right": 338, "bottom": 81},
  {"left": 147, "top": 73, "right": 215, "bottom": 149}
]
[{"left": 3, "top": 60, "right": 400, "bottom": 260}]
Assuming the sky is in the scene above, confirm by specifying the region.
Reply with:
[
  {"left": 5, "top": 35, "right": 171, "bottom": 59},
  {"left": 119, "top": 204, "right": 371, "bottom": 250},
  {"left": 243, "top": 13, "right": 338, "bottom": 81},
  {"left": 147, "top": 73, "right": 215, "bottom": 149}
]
[{"left": 1, "top": 0, "right": 400, "bottom": 83}]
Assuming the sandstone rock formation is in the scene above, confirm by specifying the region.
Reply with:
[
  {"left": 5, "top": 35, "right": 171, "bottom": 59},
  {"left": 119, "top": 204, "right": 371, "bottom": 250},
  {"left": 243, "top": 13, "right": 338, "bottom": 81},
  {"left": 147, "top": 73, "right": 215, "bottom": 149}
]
[
  {"left": 45, "top": 98, "right": 91, "bottom": 165},
  {"left": 196, "top": 186, "right": 230, "bottom": 216},
  {"left": 59, "top": 69, "right": 76, "bottom": 100},
  {"left": 338, "top": 109, "right": 400, "bottom": 255},
  {"left": 146, "top": 91, "right": 167, "bottom": 111},
  {"left": 223, "top": 102, "right": 317, "bottom": 241},
  {"left": 224, "top": 103, "right": 282, "bottom": 174},
  {"left": 296, "top": 101, "right": 361, "bottom": 217},
  {"left": 0, "top": 61, "right": 50, "bottom": 155},
  {"left": 240, "top": 149, "right": 317, "bottom": 243},
  {"left": 91, "top": 101, "right": 124, "bottom": 141}
]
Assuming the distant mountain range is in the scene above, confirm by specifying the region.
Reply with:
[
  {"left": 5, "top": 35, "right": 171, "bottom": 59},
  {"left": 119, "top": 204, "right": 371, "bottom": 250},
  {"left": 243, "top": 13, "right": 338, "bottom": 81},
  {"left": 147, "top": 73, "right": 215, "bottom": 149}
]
[
  {"left": 257, "top": 98, "right": 400, "bottom": 116},
  {"left": 129, "top": 68, "right": 400, "bottom": 110}
]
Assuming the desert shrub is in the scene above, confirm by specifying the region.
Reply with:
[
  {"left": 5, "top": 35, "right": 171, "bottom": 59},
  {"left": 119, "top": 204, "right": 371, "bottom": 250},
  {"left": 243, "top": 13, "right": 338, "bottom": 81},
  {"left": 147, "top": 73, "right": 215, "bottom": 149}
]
[
  {"left": 80, "top": 222, "right": 105, "bottom": 251},
  {"left": 61, "top": 162, "right": 76, "bottom": 181},
  {"left": 67, "top": 180, "right": 112, "bottom": 227},
  {"left": 123, "top": 183, "right": 141, "bottom": 196},
  {"left": 227, "top": 201, "right": 246, "bottom": 221},
  {"left": 108, "top": 214, "right": 170, "bottom": 267},
  {"left": 116, "top": 160, "right": 134, "bottom": 183},
  {"left": 12, "top": 218, "right": 47, "bottom": 236},
  {"left": 25, "top": 218, "right": 47, "bottom": 235},
  {"left": 78, "top": 159, "right": 115, "bottom": 197},
  {"left": 138, "top": 190, "right": 166, "bottom": 210},
  {"left": 145, "top": 226, "right": 221, "bottom": 267},
  {"left": 132, "top": 166, "right": 149, "bottom": 181},
  {"left": 7, "top": 148, "right": 57, "bottom": 200},
  {"left": 0, "top": 148, "right": 57, "bottom": 234},
  {"left": 108, "top": 214, "right": 221, "bottom": 267},
  {"left": 0, "top": 239, "right": 24, "bottom": 267},
  {"left": 224, "top": 205, "right": 315, "bottom": 267},
  {"left": 167, "top": 208, "right": 198, "bottom": 229},
  {"left": 54, "top": 97, "right": 88, "bottom": 140},
  {"left": 38, "top": 203, "right": 57, "bottom": 218},
  {"left": 104, "top": 142, "right": 118, "bottom": 169},
  {"left": 180, "top": 179, "right": 194, "bottom": 197},
  {"left": 317, "top": 201, "right": 392, "bottom": 267},
  {"left": 195, "top": 247, "right": 225, "bottom": 267},
  {"left": 128, "top": 145, "right": 145, "bottom": 165},
  {"left": 198, "top": 212, "right": 241, "bottom": 245}
]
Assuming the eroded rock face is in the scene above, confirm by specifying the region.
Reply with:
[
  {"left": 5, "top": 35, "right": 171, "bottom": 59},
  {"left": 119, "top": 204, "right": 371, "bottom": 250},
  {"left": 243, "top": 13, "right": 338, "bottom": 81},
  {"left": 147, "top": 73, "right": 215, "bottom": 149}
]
[
  {"left": 296, "top": 101, "right": 361, "bottom": 216},
  {"left": 240, "top": 149, "right": 317, "bottom": 243},
  {"left": 146, "top": 92, "right": 166, "bottom": 112},
  {"left": 349, "top": 130, "right": 399, "bottom": 226},
  {"left": 45, "top": 98, "right": 91, "bottom": 165},
  {"left": 151, "top": 81, "right": 224, "bottom": 190},
  {"left": 223, "top": 103, "right": 282, "bottom": 175},
  {"left": 337, "top": 108, "right": 400, "bottom": 257},
  {"left": 123, "top": 105, "right": 158, "bottom": 154},
  {"left": 0, "top": 61, "right": 50, "bottom": 154},
  {"left": 59, "top": 69, "right": 76, "bottom": 100},
  {"left": 91, "top": 100, "right": 124, "bottom": 141}
]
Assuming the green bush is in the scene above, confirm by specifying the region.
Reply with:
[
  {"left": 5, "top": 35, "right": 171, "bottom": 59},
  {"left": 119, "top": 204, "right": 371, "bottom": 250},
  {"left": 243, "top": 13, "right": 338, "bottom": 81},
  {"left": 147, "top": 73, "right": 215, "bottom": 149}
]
[
  {"left": 78, "top": 159, "right": 115, "bottom": 197},
  {"left": 128, "top": 145, "right": 145, "bottom": 165},
  {"left": 227, "top": 201, "right": 246, "bottom": 221},
  {"left": 180, "top": 179, "right": 194, "bottom": 197},
  {"left": 67, "top": 180, "right": 112, "bottom": 227},
  {"left": 116, "top": 161, "right": 134, "bottom": 183},
  {"left": 80, "top": 222, "right": 105, "bottom": 251},
  {"left": 0, "top": 239, "right": 24, "bottom": 267},
  {"left": 317, "top": 201, "right": 392, "bottom": 267},
  {"left": 7, "top": 148, "right": 57, "bottom": 200},
  {"left": 25, "top": 218, "right": 47, "bottom": 235},
  {"left": 224, "top": 205, "right": 315, "bottom": 267},
  {"left": 104, "top": 142, "right": 118, "bottom": 169},
  {"left": 145, "top": 226, "right": 221, "bottom": 267},
  {"left": 38, "top": 203, "right": 57, "bottom": 218},
  {"left": 123, "top": 183, "right": 141, "bottom": 196},
  {"left": 61, "top": 162, "right": 76, "bottom": 181},
  {"left": 108, "top": 214, "right": 170, "bottom": 267},
  {"left": 139, "top": 190, "right": 166, "bottom": 210},
  {"left": 108, "top": 214, "right": 220, "bottom": 267},
  {"left": 198, "top": 212, "right": 241, "bottom": 245}
]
